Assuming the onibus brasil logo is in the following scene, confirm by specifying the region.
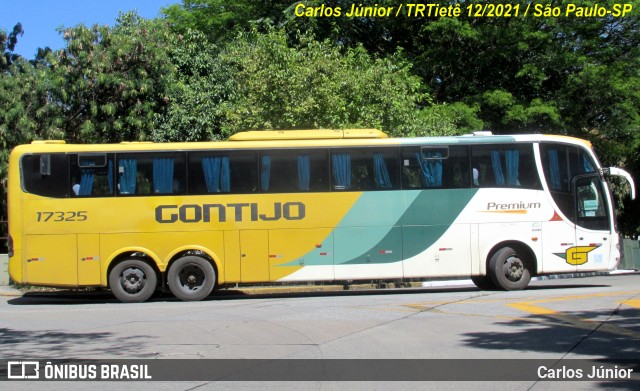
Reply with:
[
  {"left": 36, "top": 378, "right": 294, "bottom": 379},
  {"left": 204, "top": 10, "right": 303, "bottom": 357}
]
[{"left": 554, "top": 245, "right": 600, "bottom": 266}]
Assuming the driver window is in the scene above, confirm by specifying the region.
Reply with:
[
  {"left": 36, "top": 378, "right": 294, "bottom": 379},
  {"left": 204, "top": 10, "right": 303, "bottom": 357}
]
[{"left": 575, "top": 175, "right": 609, "bottom": 231}]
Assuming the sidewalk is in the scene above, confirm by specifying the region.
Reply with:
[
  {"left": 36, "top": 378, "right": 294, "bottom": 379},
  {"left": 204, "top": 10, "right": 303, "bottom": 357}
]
[{"left": 0, "top": 285, "right": 22, "bottom": 297}]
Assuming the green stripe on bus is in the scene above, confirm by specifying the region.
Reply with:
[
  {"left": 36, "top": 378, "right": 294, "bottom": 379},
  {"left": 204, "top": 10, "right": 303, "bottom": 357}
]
[
  {"left": 283, "top": 189, "right": 477, "bottom": 267},
  {"left": 339, "top": 189, "right": 478, "bottom": 264}
]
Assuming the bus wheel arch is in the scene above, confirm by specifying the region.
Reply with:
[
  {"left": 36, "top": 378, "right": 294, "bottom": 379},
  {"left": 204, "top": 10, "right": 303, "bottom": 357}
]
[
  {"left": 166, "top": 251, "right": 218, "bottom": 301},
  {"left": 486, "top": 241, "right": 537, "bottom": 291},
  {"left": 107, "top": 254, "right": 160, "bottom": 303}
]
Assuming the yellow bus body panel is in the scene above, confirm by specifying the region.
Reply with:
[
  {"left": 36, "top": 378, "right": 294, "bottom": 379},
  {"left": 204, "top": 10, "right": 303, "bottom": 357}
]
[{"left": 15, "top": 191, "right": 361, "bottom": 287}]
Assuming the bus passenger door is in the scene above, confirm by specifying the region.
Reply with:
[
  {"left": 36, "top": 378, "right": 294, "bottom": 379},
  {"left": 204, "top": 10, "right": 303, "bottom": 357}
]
[
  {"left": 25, "top": 234, "right": 78, "bottom": 286},
  {"left": 573, "top": 175, "right": 612, "bottom": 272},
  {"left": 239, "top": 230, "right": 270, "bottom": 282}
]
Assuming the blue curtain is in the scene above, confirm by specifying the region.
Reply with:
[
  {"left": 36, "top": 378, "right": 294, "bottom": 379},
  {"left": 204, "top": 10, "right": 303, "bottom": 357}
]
[
  {"left": 202, "top": 156, "right": 230, "bottom": 193},
  {"left": 505, "top": 149, "right": 519, "bottom": 186},
  {"left": 260, "top": 155, "right": 271, "bottom": 191},
  {"left": 332, "top": 153, "right": 351, "bottom": 189},
  {"left": 79, "top": 169, "right": 94, "bottom": 196},
  {"left": 416, "top": 152, "right": 442, "bottom": 187},
  {"left": 78, "top": 160, "right": 95, "bottom": 196},
  {"left": 491, "top": 150, "right": 505, "bottom": 186},
  {"left": 373, "top": 153, "right": 392, "bottom": 189},
  {"left": 297, "top": 155, "right": 310, "bottom": 191},
  {"left": 153, "top": 158, "right": 174, "bottom": 194},
  {"left": 118, "top": 159, "right": 137, "bottom": 194},
  {"left": 548, "top": 149, "right": 561, "bottom": 191}
]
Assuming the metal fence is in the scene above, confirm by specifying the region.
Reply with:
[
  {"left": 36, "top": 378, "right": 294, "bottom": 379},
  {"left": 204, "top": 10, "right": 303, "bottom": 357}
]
[{"left": 622, "top": 238, "right": 640, "bottom": 270}]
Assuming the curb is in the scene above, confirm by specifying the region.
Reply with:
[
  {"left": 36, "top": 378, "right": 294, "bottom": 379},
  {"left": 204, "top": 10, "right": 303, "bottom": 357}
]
[{"left": 0, "top": 287, "right": 23, "bottom": 297}]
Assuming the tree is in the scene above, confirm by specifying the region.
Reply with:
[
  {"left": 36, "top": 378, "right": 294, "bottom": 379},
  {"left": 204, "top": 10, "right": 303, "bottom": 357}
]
[
  {"left": 163, "top": 0, "right": 294, "bottom": 45},
  {"left": 0, "top": 22, "right": 24, "bottom": 70},
  {"left": 216, "top": 29, "right": 463, "bottom": 137},
  {"left": 49, "top": 12, "right": 174, "bottom": 143},
  {"left": 151, "top": 28, "right": 233, "bottom": 142},
  {"left": 0, "top": 57, "right": 64, "bottom": 221}
]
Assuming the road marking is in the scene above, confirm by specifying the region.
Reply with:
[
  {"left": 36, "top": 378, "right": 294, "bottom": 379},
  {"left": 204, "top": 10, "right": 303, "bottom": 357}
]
[
  {"left": 620, "top": 299, "right": 640, "bottom": 309},
  {"left": 509, "top": 291, "right": 640, "bottom": 339},
  {"left": 401, "top": 291, "right": 640, "bottom": 339}
]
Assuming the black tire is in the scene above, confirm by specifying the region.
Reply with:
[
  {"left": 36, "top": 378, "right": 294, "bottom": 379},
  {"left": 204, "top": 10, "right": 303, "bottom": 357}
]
[
  {"left": 109, "top": 259, "right": 158, "bottom": 303},
  {"left": 488, "top": 246, "right": 531, "bottom": 290},
  {"left": 167, "top": 256, "right": 216, "bottom": 301},
  {"left": 471, "top": 275, "right": 496, "bottom": 290}
]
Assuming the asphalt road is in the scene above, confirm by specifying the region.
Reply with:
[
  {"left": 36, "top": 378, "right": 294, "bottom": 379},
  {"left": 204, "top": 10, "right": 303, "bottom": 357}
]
[{"left": 1, "top": 273, "right": 640, "bottom": 390}]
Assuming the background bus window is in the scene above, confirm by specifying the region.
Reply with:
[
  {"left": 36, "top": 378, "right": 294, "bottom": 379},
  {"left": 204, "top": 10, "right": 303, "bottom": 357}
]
[
  {"left": 471, "top": 144, "right": 540, "bottom": 189},
  {"left": 402, "top": 145, "right": 470, "bottom": 189},
  {"left": 70, "top": 154, "right": 114, "bottom": 197},
  {"left": 259, "top": 150, "right": 328, "bottom": 193},
  {"left": 188, "top": 151, "right": 258, "bottom": 194},
  {"left": 117, "top": 153, "right": 186, "bottom": 196},
  {"left": 21, "top": 154, "right": 70, "bottom": 198},
  {"left": 331, "top": 148, "right": 399, "bottom": 191}
]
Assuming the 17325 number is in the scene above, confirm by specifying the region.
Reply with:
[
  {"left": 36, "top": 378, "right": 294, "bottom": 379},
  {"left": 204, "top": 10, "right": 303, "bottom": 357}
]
[{"left": 36, "top": 211, "right": 88, "bottom": 222}]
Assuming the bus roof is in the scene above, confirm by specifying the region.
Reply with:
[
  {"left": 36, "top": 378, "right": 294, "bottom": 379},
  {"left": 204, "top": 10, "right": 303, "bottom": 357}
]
[{"left": 15, "top": 131, "right": 592, "bottom": 153}]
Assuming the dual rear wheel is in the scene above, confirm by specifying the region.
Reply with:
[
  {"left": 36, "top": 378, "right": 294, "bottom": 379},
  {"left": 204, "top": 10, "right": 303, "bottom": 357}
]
[{"left": 108, "top": 255, "right": 216, "bottom": 303}]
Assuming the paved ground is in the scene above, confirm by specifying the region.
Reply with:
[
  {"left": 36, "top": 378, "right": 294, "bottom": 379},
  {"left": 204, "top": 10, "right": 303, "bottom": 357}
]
[{"left": 1, "top": 273, "right": 639, "bottom": 390}]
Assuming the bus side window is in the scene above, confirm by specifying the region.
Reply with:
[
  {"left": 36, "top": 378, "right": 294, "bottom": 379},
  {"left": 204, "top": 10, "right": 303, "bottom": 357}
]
[
  {"left": 471, "top": 144, "right": 539, "bottom": 189},
  {"left": 117, "top": 153, "right": 185, "bottom": 196},
  {"left": 21, "top": 154, "right": 70, "bottom": 198},
  {"left": 259, "top": 150, "right": 329, "bottom": 193},
  {"left": 447, "top": 145, "right": 470, "bottom": 188},
  {"left": 401, "top": 145, "right": 469, "bottom": 189},
  {"left": 332, "top": 148, "right": 398, "bottom": 191},
  {"left": 70, "top": 154, "right": 114, "bottom": 197},
  {"left": 188, "top": 151, "right": 258, "bottom": 195}
]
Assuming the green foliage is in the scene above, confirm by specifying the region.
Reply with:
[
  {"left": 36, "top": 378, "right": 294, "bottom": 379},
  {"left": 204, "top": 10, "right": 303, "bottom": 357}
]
[
  {"left": 50, "top": 12, "right": 174, "bottom": 143},
  {"left": 415, "top": 102, "right": 484, "bottom": 137},
  {"left": 1, "top": 23, "right": 24, "bottom": 70},
  {"left": 162, "top": 0, "right": 293, "bottom": 45},
  {"left": 0, "top": 57, "right": 64, "bottom": 215},
  {"left": 151, "top": 29, "right": 231, "bottom": 141},
  {"left": 217, "top": 29, "right": 456, "bottom": 137}
]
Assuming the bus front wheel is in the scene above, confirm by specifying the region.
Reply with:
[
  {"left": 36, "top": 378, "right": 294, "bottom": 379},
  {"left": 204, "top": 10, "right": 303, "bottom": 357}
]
[
  {"left": 471, "top": 275, "right": 496, "bottom": 290},
  {"left": 488, "top": 246, "right": 531, "bottom": 290},
  {"left": 167, "top": 256, "right": 216, "bottom": 301},
  {"left": 109, "top": 259, "right": 158, "bottom": 303}
]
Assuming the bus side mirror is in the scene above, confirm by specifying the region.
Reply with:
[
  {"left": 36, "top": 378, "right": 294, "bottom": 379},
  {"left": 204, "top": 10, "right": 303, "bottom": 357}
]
[{"left": 604, "top": 167, "right": 636, "bottom": 200}]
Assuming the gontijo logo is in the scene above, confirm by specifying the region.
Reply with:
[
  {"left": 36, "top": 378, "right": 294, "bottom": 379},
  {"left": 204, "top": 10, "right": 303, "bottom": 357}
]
[
  {"left": 554, "top": 245, "right": 600, "bottom": 266},
  {"left": 155, "top": 202, "right": 306, "bottom": 223}
]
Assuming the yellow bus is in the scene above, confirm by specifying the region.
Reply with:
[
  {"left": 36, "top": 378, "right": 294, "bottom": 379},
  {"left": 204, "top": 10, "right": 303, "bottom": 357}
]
[{"left": 7, "top": 129, "right": 635, "bottom": 302}]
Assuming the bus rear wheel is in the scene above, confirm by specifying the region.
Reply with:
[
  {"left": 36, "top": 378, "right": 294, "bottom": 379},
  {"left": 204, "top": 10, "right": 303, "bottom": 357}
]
[
  {"left": 488, "top": 246, "right": 531, "bottom": 291},
  {"left": 109, "top": 259, "right": 158, "bottom": 303},
  {"left": 168, "top": 256, "right": 216, "bottom": 301}
]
